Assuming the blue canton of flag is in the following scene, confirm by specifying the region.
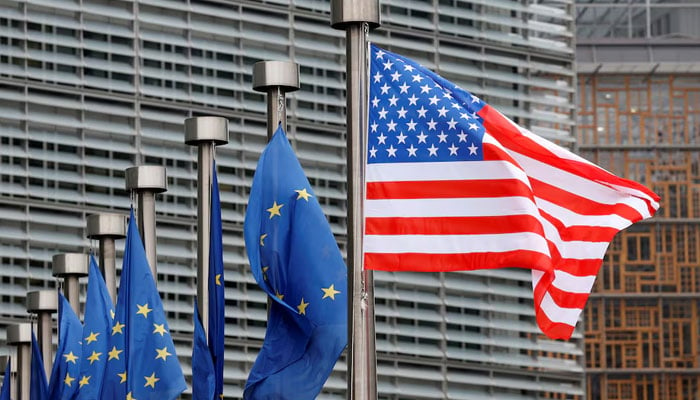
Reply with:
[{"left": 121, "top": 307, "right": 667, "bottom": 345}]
[
  {"left": 48, "top": 293, "right": 83, "bottom": 400},
  {"left": 243, "top": 126, "right": 347, "bottom": 400},
  {"left": 75, "top": 255, "right": 114, "bottom": 400},
  {"left": 192, "top": 302, "right": 215, "bottom": 400},
  {"left": 0, "top": 357, "right": 10, "bottom": 400},
  {"left": 101, "top": 209, "right": 186, "bottom": 400},
  {"left": 209, "top": 163, "right": 225, "bottom": 399},
  {"left": 31, "top": 332, "right": 48, "bottom": 400}
]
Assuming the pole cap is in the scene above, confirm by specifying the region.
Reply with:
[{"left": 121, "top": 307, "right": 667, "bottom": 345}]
[
  {"left": 252, "top": 61, "right": 300, "bottom": 93},
  {"left": 6, "top": 323, "right": 32, "bottom": 344},
  {"left": 184, "top": 117, "right": 229, "bottom": 146},
  {"left": 52, "top": 253, "right": 89, "bottom": 277},
  {"left": 26, "top": 290, "right": 58, "bottom": 313},
  {"left": 330, "top": 0, "right": 380, "bottom": 30},
  {"left": 125, "top": 165, "right": 168, "bottom": 193},
  {"left": 86, "top": 213, "right": 126, "bottom": 239}
]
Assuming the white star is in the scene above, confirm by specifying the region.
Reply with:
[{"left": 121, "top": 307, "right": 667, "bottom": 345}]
[
  {"left": 378, "top": 108, "right": 388, "bottom": 119},
  {"left": 447, "top": 118, "right": 458, "bottom": 130},
  {"left": 428, "top": 95, "right": 440, "bottom": 105},
  {"left": 370, "top": 122, "right": 378, "bottom": 132},
  {"left": 399, "top": 82, "right": 410, "bottom": 94},
  {"left": 470, "top": 94, "right": 480, "bottom": 103},
  {"left": 396, "top": 132, "right": 408, "bottom": 144},
  {"left": 437, "top": 131, "right": 448, "bottom": 143},
  {"left": 375, "top": 49, "right": 385, "bottom": 59},
  {"left": 386, "top": 120, "right": 397, "bottom": 132},
  {"left": 407, "top": 144, "right": 418, "bottom": 157},
  {"left": 371, "top": 96, "right": 380, "bottom": 107},
  {"left": 390, "top": 70, "right": 401, "bottom": 81},
  {"left": 404, "top": 64, "right": 414, "bottom": 72},
  {"left": 448, "top": 143, "right": 459, "bottom": 155},
  {"left": 460, "top": 112, "right": 470, "bottom": 120},
  {"left": 468, "top": 143, "right": 478, "bottom": 155},
  {"left": 407, "top": 94, "right": 419, "bottom": 106},
  {"left": 377, "top": 133, "right": 387, "bottom": 144},
  {"left": 386, "top": 145, "right": 397, "bottom": 157},
  {"left": 412, "top": 74, "right": 424, "bottom": 83},
  {"left": 406, "top": 119, "right": 417, "bottom": 131},
  {"left": 383, "top": 60, "right": 394, "bottom": 70},
  {"left": 427, "top": 144, "right": 439, "bottom": 156},
  {"left": 451, "top": 102, "right": 460, "bottom": 109},
  {"left": 373, "top": 71, "right": 382, "bottom": 83},
  {"left": 426, "top": 119, "right": 437, "bottom": 130},
  {"left": 416, "top": 106, "right": 428, "bottom": 118},
  {"left": 416, "top": 131, "right": 428, "bottom": 144},
  {"left": 369, "top": 146, "right": 378, "bottom": 157},
  {"left": 468, "top": 122, "right": 479, "bottom": 131},
  {"left": 457, "top": 131, "right": 468, "bottom": 142},
  {"left": 388, "top": 95, "right": 399, "bottom": 106},
  {"left": 437, "top": 106, "right": 448, "bottom": 117},
  {"left": 443, "top": 91, "right": 453, "bottom": 99},
  {"left": 396, "top": 107, "right": 408, "bottom": 119},
  {"left": 420, "top": 84, "right": 431, "bottom": 93},
  {"left": 380, "top": 83, "right": 390, "bottom": 94}
]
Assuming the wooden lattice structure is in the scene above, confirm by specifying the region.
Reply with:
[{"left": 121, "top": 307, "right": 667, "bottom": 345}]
[{"left": 578, "top": 74, "right": 700, "bottom": 400}]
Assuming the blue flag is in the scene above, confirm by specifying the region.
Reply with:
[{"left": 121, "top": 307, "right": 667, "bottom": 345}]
[
  {"left": 0, "top": 357, "right": 10, "bottom": 400},
  {"left": 48, "top": 293, "right": 83, "bottom": 400},
  {"left": 243, "top": 127, "right": 347, "bottom": 399},
  {"left": 31, "top": 332, "right": 48, "bottom": 400},
  {"left": 191, "top": 303, "right": 214, "bottom": 400},
  {"left": 209, "top": 163, "right": 225, "bottom": 398},
  {"left": 101, "top": 208, "right": 186, "bottom": 400},
  {"left": 75, "top": 255, "right": 114, "bottom": 399}
]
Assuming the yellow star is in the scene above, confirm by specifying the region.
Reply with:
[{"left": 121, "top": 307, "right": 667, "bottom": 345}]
[
  {"left": 297, "top": 298, "right": 309, "bottom": 315},
  {"left": 110, "top": 310, "right": 115, "bottom": 319},
  {"left": 84, "top": 331, "right": 99, "bottom": 344},
  {"left": 219, "top": 395, "right": 224, "bottom": 399},
  {"left": 79, "top": 375, "right": 90, "bottom": 388},
  {"left": 64, "top": 373, "right": 75, "bottom": 386},
  {"left": 108, "top": 346, "right": 123, "bottom": 361},
  {"left": 155, "top": 347, "right": 172, "bottom": 361},
  {"left": 144, "top": 372, "right": 160, "bottom": 389},
  {"left": 266, "top": 201, "right": 283, "bottom": 219},
  {"left": 262, "top": 266, "right": 269, "bottom": 281},
  {"left": 63, "top": 351, "right": 79, "bottom": 364},
  {"left": 275, "top": 291, "right": 284, "bottom": 300},
  {"left": 118, "top": 371, "right": 127, "bottom": 384},
  {"left": 112, "top": 321, "right": 125, "bottom": 335},
  {"left": 126, "top": 391, "right": 136, "bottom": 400},
  {"left": 136, "top": 303, "right": 152, "bottom": 318},
  {"left": 321, "top": 284, "right": 341, "bottom": 300},
  {"left": 215, "top": 274, "right": 221, "bottom": 286},
  {"left": 152, "top": 323, "right": 167, "bottom": 336},
  {"left": 295, "top": 188, "right": 312, "bottom": 201},
  {"left": 87, "top": 351, "right": 102, "bottom": 364},
  {"left": 260, "top": 233, "right": 267, "bottom": 246}
]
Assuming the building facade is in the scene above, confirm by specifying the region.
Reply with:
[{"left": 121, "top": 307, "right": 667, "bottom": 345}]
[
  {"left": 576, "top": 1, "right": 700, "bottom": 399},
  {"left": 0, "top": 0, "right": 582, "bottom": 398}
]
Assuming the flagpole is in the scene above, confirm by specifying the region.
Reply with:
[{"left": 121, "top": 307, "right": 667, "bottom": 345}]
[
  {"left": 330, "top": 1, "right": 380, "bottom": 398},
  {"left": 87, "top": 213, "right": 126, "bottom": 304},
  {"left": 125, "top": 165, "right": 168, "bottom": 279},
  {"left": 25, "top": 291, "right": 56, "bottom": 378},
  {"left": 7, "top": 323, "right": 31, "bottom": 400},
  {"left": 52, "top": 253, "right": 89, "bottom": 315},
  {"left": 252, "top": 60, "right": 300, "bottom": 140},
  {"left": 184, "top": 116, "right": 228, "bottom": 338}
]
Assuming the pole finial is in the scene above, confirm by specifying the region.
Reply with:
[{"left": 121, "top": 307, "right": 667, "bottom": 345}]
[{"left": 330, "top": 0, "right": 380, "bottom": 30}]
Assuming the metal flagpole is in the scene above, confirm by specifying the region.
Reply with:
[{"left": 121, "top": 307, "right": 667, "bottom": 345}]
[
  {"left": 330, "top": 1, "right": 380, "bottom": 398},
  {"left": 52, "top": 253, "right": 89, "bottom": 315},
  {"left": 252, "top": 60, "right": 300, "bottom": 140},
  {"left": 125, "top": 165, "right": 168, "bottom": 280},
  {"left": 7, "top": 323, "right": 31, "bottom": 400},
  {"left": 87, "top": 213, "right": 126, "bottom": 304},
  {"left": 26, "top": 290, "right": 57, "bottom": 378},
  {"left": 184, "top": 116, "right": 228, "bottom": 338}
]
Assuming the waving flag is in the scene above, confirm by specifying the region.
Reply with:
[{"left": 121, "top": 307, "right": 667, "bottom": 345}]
[
  {"left": 244, "top": 127, "right": 347, "bottom": 399},
  {"left": 31, "top": 333, "right": 48, "bottom": 400},
  {"left": 76, "top": 255, "right": 114, "bottom": 399},
  {"left": 48, "top": 293, "right": 83, "bottom": 400},
  {"left": 367, "top": 45, "right": 660, "bottom": 339},
  {"left": 209, "top": 164, "right": 225, "bottom": 399},
  {"left": 192, "top": 303, "right": 215, "bottom": 400},
  {"left": 101, "top": 209, "right": 186, "bottom": 400},
  {"left": 0, "top": 357, "right": 10, "bottom": 400}
]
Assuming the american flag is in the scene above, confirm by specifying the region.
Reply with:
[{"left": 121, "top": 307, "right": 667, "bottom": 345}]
[{"left": 365, "top": 45, "right": 660, "bottom": 339}]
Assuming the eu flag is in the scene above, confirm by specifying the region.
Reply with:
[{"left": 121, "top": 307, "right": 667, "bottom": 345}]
[
  {"left": 209, "top": 163, "right": 225, "bottom": 398},
  {"left": 0, "top": 357, "right": 10, "bottom": 400},
  {"left": 31, "top": 332, "right": 48, "bottom": 400},
  {"left": 48, "top": 293, "right": 83, "bottom": 400},
  {"left": 243, "top": 126, "right": 347, "bottom": 399},
  {"left": 191, "top": 302, "right": 214, "bottom": 400},
  {"left": 101, "top": 209, "right": 186, "bottom": 400},
  {"left": 75, "top": 255, "right": 114, "bottom": 399}
]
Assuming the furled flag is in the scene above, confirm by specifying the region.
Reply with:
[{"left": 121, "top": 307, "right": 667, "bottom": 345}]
[
  {"left": 0, "top": 357, "right": 10, "bottom": 400},
  {"left": 366, "top": 45, "right": 660, "bottom": 339},
  {"left": 48, "top": 293, "right": 83, "bottom": 400},
  {"left": 31, "top": 332, "right": 48, "bottom": 400},
  {"left": 75, "top": 255, "right": 114, "bottom": 399},
  {"left": 100, "top": 209, "right": 187, "bottom": 400},
  {"left": 209, "top": 163, "right": 225, "bottom": 398},
  {"left": 244, "top": 126, "right": 347, "bottom": 399},
  {"left": 192, "top": 302, "right": 215, "bottom": 400}
]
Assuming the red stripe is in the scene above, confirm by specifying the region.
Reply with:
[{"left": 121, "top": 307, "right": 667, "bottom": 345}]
[
  {"left": 546, "top": 284, "right": 592, "bottom": 310},
  {"left": 539, "top": 211, "right": 620, "bottom": 243},
  {"left": 366, "top": 179, "right": 532, "bottom": 200},
  {"left": 534, "top": 308, "right": 577, "bottom": 340},
  {"left": 364, "top": 250, "right": 552, "bottom": 273},
  {"left": 365, "top": 215, "right": 544, "bottom": 235}
]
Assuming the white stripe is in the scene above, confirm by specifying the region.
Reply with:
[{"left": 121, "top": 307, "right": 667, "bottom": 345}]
[
  {"left": 364, "top": 232, "right": 551, "bottom": 255},
  {"left": 366, "top": 160, "right": 529, "bottom": 185},
  {"left": 609, "top": 183, "right": 659, "bottom": 213},
  {"left": 538, "top": 292, "right": 583, "bottom": 326},
  {"left": 536, "top": 197, "right": 634, "bottom": 230},
  {"left": 538, "top": 214, "right": 612, "bottom": 260},
  {"left": 531, "top": 270, "right": 545, "bottom": 290},
  {"left": 552, "top": 270, "right": 597, "bottom": 294},
  {"left": 365, "top": 197, "right": 540, "bottom": 218}
]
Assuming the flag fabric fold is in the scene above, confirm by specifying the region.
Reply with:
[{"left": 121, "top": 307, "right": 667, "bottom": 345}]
[
  {"left": 31, "top": 332, "right": 48, "bottom": 400},
  {"left": 48, "top": 293, "right": 83, "bottom": 400},
  {"left": 367, "top": 45, "right": 660, "bottom": 339},
  {"left": 0, "top": 357, "right": 10, "bottom": 400},
  {"left": 243, "top": 127, "right": 347, "bottom": 399},
  {"left": 192, "top": 302, "right": 215, "bottom": 400},
  {"left": 101, "top": 208, "right": 186, "bottom": 400},
  {"left": 208, "top": 163, "right": 225, "bottom": 399},
  {"left": 75, "top": 255, "right": 114, "bottom": 400}
]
